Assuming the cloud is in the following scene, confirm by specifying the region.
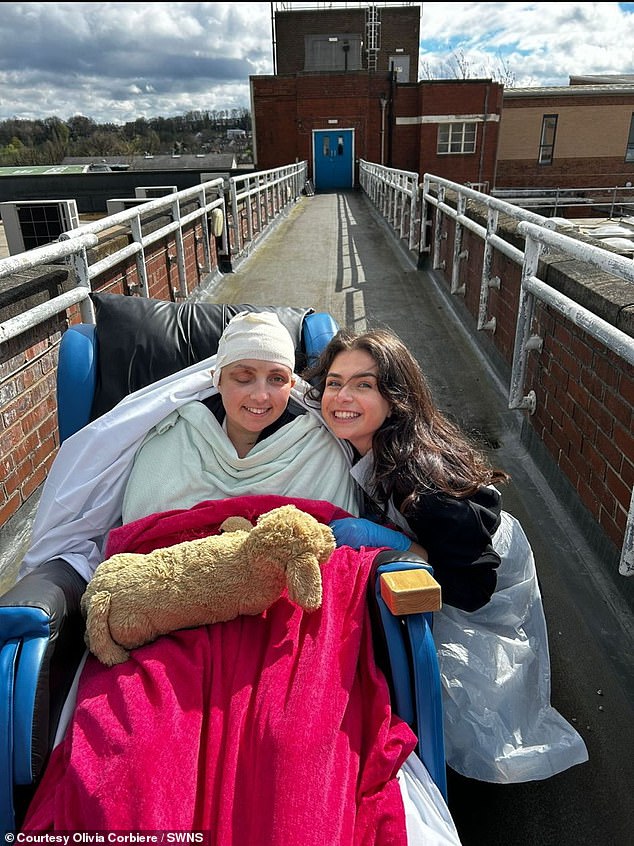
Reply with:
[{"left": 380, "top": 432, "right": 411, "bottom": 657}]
[
  {"left": 419, "top": 2, "right": 634, "bottom": 87},
  {"left": 0, "top": 2, "right": 273, "bottom": 122},
  {"left": 1, "top": 2, "right": 633, "bottom": 124}
]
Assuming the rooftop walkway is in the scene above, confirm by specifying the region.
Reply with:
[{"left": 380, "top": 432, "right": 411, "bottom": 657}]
[{"left": 197, "top": 189, "right": 633, "bottom": 846}]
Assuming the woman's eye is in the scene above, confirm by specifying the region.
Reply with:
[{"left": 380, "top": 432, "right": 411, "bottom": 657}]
[{"left": 326, "top": 379, "right": 341, "bottom": 389}]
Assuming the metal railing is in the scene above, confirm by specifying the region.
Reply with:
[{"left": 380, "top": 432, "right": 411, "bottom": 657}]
[
  {"left": 229, "top": 161, "right": 307, "bottom": 255},
  {"left": 0, "top": 162, "right": 308, "bottom": 344},
  {"left": 361, "top": 169, "right": 634, "bottom": 578},
  {"left": 492, "top": 184, "right": 634, "bottom": 218},
  {"left": 0, "top": 233, "right": 99, "bottom": 344},
  {"left": 0, "top": 178, "right": 226, "bottom": 338},
  {"left": 359, "top": 160, "right": 419, "bottom": 250},
  {"left": 420, "top": 174, "right": 634, "bottom": 578}
]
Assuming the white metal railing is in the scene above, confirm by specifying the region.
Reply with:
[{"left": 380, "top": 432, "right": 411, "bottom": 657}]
[
  {"left": 0, "top": 179, "right": 226, "bottom": 337},
  {"left": 359, "top": 160, "right": 419, "bottom": 250},
  {"left": 0, "top": 233, "right": 99, "bottom": 344},
  {"left": 421, "top": 175, "right": 560, "bottom": 324},
  {"left": 59, "top": 179, "right": 227, "bottom": 315},
  {"left": 0, "top": 164, "right": 307, "bottom": 345},
  {"left": 492, "top": 184, "right": 634, "bottom": 218},
  {"left": 517, "top": 221, "right": 634, "bottom": 579},
  {"left": 361, "top": 168, "right": 634, "bottom": 577},
  {"left": 230, "top": 161, "right": 307, "bottom": 255},
  {"left": 420, "top": 174, "right": 634, "bottom": 405},
  {"left": 419, "top": 173, "right": 634, "bottom": 579}
]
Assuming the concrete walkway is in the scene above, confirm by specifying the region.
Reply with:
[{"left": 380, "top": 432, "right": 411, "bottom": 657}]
[{"left": 200, "top": 189, "right": 634, "bottom": 846}]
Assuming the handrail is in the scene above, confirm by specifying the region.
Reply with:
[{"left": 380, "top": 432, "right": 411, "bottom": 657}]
[
  {"left": 0, "top": 164, "right": 306, "bottom": 341},
  {"left": 492, "top": 184, "right": 634, "bottom": 218},
  {"left": 359, "top": 160, "right": 419, "bottom": 250},
  {"left": 229, "top": 161, "right": 307, "bottom": 255},
  {"left": 360, "top": 169, "right": 634, "bottom": 578},
  {"left": 58, "top": 178, "right": 226, "bottom": 310},
  {"left": 0, "top": 233, "right": 99, "bottom": 343}
]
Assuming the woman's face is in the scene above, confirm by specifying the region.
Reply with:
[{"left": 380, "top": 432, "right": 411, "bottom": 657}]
[
  {"left": 320, "top": 349, "right": 391, "bottom": 456},
  {"left": 217, "top": 359, "right": 295, "bottom": 443}
]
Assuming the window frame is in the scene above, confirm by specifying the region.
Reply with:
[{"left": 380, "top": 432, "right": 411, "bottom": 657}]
[
  {"left": 436, "top": 122, "right": 477, "bottom": 156},
  {"left": 625, "top": 113, "right": 634, "bottom": 163},
  {"left": 538, "top": 114, "right": 558, "bottom": 165}
]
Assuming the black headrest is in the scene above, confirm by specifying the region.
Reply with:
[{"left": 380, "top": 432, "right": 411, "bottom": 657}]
[{"left": 89, "top": 292, "right": 313, "bottom": 420}]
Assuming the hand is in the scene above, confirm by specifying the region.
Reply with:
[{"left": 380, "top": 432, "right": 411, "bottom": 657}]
[{"left": 329, "top": 518, "right": 411, "bottom": 551}]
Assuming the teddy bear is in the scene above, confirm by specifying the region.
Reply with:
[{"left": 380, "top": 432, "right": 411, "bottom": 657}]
[{"left": 81, "top": 504, "right": 336, "bottom": 667}]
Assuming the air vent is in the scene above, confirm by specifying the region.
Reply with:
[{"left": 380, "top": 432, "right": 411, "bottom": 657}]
[
  {"left": 0, "top": 199, "right": 79, "bottom": 256},
  {"left": 134, "top": 186, "right": 178, "bottom": 199},
  {"left": 106, "top": 198, "right": 150, "bottom": 215}
]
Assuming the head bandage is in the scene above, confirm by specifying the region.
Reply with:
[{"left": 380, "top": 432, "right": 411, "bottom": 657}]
[{"left": 212, "top": 311, "right": 296, "bottom": 388}]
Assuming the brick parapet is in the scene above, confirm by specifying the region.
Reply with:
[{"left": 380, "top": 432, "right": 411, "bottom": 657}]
[{"left": 428, "top": 193, "right": 633, "bottom": 557}]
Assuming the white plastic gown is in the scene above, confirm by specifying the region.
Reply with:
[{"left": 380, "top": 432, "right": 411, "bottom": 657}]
[
  {"left": 352, "top": 454, "right": 589, "bottom": 783},
  {"left": 434, "top": 510, "right": 589, "bottom": 782}
]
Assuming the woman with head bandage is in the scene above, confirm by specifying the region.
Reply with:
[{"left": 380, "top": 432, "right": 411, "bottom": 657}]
[
  {"left": 121, "top": 311, "right": 361, "bottom": 524},
  {"left": 209, "top": 310, "right": 299, "bottom": 457}
]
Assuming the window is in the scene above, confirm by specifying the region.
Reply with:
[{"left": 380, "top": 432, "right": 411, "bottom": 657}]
[
  {"left": 305, "top": 34, "right": 362, "bottom": 71},
  {"left": 625, "top": 114, "right": 634, "bottom": 163},
  {"left": 539, "top": 114, "right": 558, "bottom": 165},
  {"left": 437, "top": 123, "right": 477, "bottom": 155}
]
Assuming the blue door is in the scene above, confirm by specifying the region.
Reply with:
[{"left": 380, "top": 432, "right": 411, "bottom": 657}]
[{"left": 313, "top": 129, "right": 354, "bottom": 190}]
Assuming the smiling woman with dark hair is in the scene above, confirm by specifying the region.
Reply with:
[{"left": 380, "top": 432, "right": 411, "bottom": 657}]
[
  {"left": 304, "top": 326, "right": 589, "bottom": 785},
  {"left": 305, "top": 326, "right": 508, "bottom": 613}
]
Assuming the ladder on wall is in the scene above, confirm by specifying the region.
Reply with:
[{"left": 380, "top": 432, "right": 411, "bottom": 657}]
[{"left": 365, "top": 4, "right": 381, "bottom": 71}]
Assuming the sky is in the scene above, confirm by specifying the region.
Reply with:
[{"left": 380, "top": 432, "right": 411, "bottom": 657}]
[{"left": 0, "top": 2, "right": 633, "bottom": 125}]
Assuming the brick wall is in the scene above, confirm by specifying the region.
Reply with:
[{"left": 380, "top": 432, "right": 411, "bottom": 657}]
[
  {"left": 274, "top": 6, "right": 420, "bottom": 77},
  {"left": 253, "top": 76, "right": 503, "bottom": 184},
  {"left": 527, "top": 310, "right": 633, "bottom": 548},
  {"left": 252, "top": 72, "right": 389, "bottom": 174},
  {"left": 496, "top": 156, "right": 634, "bottom": 190},
  {"left": 431, "top": 196, "right": 634, "bottom": 556},
  {"left": 412, "top": 80, "right": 503, "bottom": 187}
]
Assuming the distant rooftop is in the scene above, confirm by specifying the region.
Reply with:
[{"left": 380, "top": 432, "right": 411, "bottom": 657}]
[
  {"left": 0, "top": 165, "right": 89, "bottom": 176},
  {"left": 61, "top": 153, "right": 239, "bottom": 171},
  {"left": 506, "top": 73, "right": 634, "bottom": 98}
]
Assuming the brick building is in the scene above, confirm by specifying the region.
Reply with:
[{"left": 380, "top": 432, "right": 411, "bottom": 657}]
[
  {"left": 497, "top": 77, "right": 634, "bottom": 189},
  {"left": 252, "top": 6, "right": 634, "bottom": 194},
  {"left": 251, "top": 3, "right": 502, "bottom": 191}
]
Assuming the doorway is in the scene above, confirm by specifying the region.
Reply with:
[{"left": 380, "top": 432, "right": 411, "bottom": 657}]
[{"left": 312, "top": 129, "right": 354, "bottom": 190}]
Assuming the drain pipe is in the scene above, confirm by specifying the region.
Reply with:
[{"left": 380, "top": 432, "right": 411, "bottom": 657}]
[{"left": 478, "top": 83, "right": 489, "bottom": 187}]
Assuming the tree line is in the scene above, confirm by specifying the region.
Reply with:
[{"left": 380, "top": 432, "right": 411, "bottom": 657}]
[{"left": 0, "top": 109, "right": 252, "bottom": 167}]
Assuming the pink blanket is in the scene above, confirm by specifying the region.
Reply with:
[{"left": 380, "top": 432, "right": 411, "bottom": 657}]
[{"left": 23, "top": 495, "right": 416, "bottom": 843}]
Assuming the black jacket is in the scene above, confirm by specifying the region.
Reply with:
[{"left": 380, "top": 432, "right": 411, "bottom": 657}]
[{"left": 395, "top": 486, "right": 503, "bottom": 612}]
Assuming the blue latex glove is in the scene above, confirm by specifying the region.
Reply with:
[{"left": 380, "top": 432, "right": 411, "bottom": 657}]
[{"left": 329, "top": 517, "right": 411, "bottom": 551}]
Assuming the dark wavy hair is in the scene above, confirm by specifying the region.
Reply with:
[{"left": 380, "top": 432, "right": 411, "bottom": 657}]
[{"left": 304, "top": 328, "right": 509, "bottom": 515}]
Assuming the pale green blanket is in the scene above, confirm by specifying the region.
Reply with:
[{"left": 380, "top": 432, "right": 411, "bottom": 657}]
[{"left": 122, "top": 401, "right": 361, "bottom": 523}]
